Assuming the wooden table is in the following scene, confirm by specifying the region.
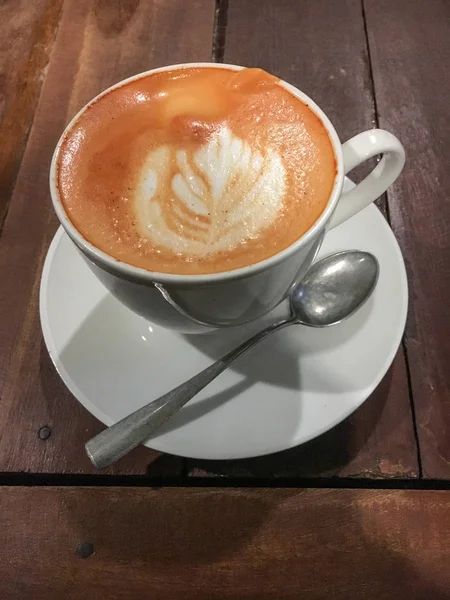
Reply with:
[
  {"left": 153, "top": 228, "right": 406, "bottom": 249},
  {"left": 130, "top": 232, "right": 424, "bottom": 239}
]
[{"left": 1, "top": 1, "right": 449, "bottom": 597}]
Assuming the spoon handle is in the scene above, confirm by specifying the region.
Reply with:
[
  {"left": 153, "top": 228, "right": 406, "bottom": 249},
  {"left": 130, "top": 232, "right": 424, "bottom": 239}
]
[{"left": 86, "top": 318, "right": 293, "bottom": 468}]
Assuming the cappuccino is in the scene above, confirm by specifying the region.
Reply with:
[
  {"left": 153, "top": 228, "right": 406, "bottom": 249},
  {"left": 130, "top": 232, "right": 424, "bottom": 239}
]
[{"left": 57, "top": 67, "right": 336, "bottom": 274}]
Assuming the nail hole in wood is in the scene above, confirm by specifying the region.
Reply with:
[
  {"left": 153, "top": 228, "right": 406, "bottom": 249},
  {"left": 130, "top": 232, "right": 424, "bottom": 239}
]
[
  {"left": 38, "top": 426, "right": 51, "bottom": 440},
  {"left": 76, "top": 542, "right": 94, "bottom": 558}
]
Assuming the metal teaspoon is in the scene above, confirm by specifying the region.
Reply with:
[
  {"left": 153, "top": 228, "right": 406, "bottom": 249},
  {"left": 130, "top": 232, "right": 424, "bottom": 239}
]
[{"left": 86, "top": 250, "right": 379, "bottom": 468}]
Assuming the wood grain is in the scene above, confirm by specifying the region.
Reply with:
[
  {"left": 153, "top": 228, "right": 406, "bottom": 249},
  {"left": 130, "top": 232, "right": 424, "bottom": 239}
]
[
  {"left": 0, "top": 0, "right": 215, "bottom": 475},
  {"left": 0, "top": 0, "right": 63, "bottom": 228},
  {"left": 1, "top": 486, "right": 449, "bottom": 599},
  {"left": 186, "top": 0, "right": 418, "bottom": 479},
  {"left": 365, "top": 0, "right": 450, "bottom": 478}
]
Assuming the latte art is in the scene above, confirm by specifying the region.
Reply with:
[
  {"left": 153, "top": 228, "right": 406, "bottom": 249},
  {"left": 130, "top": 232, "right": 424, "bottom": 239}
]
[
  {"left": 135, "top": 128, "right": 286, "bottom": 257},
  {"left": 57, "top": 66, "right": 337, "bottom": 274}
]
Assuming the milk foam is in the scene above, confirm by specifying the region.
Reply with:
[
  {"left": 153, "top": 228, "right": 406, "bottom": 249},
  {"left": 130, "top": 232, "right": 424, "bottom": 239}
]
[{"left": 134, "top": 127, "right": 286, "bottom": 257}]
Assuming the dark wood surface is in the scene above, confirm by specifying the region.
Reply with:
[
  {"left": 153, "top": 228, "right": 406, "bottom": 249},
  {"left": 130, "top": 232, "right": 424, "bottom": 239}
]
[
  {"left": 1, "top": 487, "right": 449, "bottom": 599},
  {"left": 364, "top": 0, "right": 450, "bottom": 478},
  {"left": 0, "top": 0, "right": 63, "bottom": 227}
]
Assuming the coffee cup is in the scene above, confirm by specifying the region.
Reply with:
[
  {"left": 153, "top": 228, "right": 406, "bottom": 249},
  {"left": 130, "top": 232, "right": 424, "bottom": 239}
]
[{"left": 49, "top": 63, "right": 405, "bottom": 333}]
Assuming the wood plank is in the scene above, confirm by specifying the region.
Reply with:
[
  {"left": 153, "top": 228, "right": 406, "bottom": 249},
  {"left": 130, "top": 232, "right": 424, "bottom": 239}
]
[
  {"left": 365, "top": 0, "right": 450, "bottom": 478},
  {"left": 0, "top": 0, "right": 215, "bottom": 475},
  {"left": 0, "top": 0, "right": 63, "bottom": 228},
  {"left": 1, "top": 486, "right": 449, "bottom": 599},
  {"left": 186, "top": 0, "right": 418, "bottom": 478}
]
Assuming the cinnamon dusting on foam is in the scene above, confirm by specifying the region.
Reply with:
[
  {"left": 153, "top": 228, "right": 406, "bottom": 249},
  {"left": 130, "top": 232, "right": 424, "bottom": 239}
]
[{"left": 57, "top": 67, "right": 336, "bottom": 275}]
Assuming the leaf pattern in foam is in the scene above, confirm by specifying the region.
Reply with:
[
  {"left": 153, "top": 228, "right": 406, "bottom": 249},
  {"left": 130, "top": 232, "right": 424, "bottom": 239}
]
[{"left": 135, "top": 127, "right": 286, "bottom": 257}]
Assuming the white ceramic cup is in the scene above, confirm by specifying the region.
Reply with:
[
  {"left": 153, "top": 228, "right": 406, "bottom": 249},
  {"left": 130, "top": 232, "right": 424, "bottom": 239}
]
[{"left": 49, "top": 63, "right": 405, "bottom": 333}]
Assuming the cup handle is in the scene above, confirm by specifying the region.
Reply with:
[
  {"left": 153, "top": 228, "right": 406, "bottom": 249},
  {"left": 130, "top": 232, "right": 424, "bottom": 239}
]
[{"left": 328, "top": 129, "right": 405, "bottom": 229}]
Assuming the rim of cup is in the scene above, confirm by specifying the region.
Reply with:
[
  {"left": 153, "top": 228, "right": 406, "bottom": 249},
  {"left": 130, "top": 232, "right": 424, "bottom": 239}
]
[{"left": 49, "top": 62, "right": 344, "bottom": 285}]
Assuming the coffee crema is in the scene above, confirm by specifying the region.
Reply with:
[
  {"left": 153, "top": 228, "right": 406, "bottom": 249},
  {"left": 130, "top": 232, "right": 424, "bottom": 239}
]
[{"left": 57, "top": 67, "right": 336, "bottom": 275}]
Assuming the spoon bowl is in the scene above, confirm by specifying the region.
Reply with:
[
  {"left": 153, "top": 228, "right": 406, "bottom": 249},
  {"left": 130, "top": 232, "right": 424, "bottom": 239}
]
[{"left": 292, "top": 250, "right": 379, "bottom": 327}]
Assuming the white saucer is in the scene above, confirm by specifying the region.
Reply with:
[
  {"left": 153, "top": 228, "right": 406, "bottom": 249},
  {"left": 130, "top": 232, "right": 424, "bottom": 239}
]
[{"left": 40, "top": 181, "right": 408, "bottom": 460}]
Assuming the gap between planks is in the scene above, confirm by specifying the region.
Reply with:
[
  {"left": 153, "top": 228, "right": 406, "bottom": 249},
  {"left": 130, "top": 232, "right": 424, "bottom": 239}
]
[
  {"left": 0, "top": 472, "right": 449, "bottom": 490},
  {"left": 211, "top": 0, "right": 229, "bottom": 62}
]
